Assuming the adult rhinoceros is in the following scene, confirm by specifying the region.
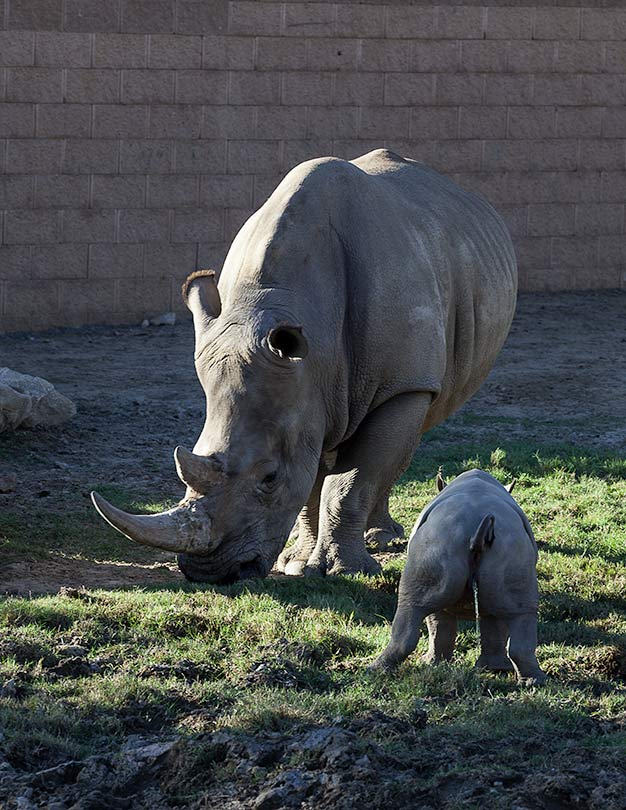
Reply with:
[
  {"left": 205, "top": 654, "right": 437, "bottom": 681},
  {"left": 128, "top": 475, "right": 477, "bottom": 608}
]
[{"left": 92, "top": 149, "right": 517, "bottom": 583}]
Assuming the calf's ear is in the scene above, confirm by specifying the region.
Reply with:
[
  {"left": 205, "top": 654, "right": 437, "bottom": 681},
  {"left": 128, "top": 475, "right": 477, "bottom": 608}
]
[
  {"left": 436, "top": 469, "right": 447, "bottom": 492},
  {"left": 504, "top": 479, "right": 516, "bottom": 494},
  {"left": 182, "top": 270, "right": 221, "bottom": 354}
]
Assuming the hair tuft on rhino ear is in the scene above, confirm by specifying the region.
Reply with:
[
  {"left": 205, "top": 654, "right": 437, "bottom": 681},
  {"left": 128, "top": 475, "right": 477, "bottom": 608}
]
[{"left": 267, "top": 324, "right": 308, "bottom": 360}]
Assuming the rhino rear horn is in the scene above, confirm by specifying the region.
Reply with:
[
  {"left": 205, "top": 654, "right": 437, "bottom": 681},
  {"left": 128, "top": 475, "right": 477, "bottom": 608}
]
[
  {"left": 174, "top": 446, "right": 225, "bottom": 492},
  {"left": 182, "top": 270, "right": 221, "bottom": 355}
]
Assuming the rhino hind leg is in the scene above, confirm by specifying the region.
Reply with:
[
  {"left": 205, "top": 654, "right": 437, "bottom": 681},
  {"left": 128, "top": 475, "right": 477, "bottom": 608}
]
[
  {"left": 422, "top": 612, "right": 457, "bottom": 664},
  {"left": 506, "top": 613, "right": 547, "bottom": 686},
  {"left": 475, "top": 616, "right": 515, "bottom": 673},
  {"left": 305, "top": 392, "right": 431, "bottom": 577},
  {"left": 365, "top": 492, "right": 405, "bottom": 551}
]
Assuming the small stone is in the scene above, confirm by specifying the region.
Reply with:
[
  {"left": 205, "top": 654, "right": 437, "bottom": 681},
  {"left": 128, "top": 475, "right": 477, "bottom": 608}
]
[
  {"left": 57, "top": 645, "right": 87, "bottom": 658},
  {"left": 141, "top": 319, "right": 150, "bottom": 328},
  {"left": 0, "top": 679, "right": 18, "bottom": 698},
  {"left": 0, "top": 472, "right": 17, "bottom": 493},
  {"left": 149, "top": 311, "right": 176, "bottom": 327}
]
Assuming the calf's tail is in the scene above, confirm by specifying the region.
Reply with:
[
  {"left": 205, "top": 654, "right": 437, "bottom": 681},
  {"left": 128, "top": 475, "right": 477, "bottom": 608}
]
[{"left": 468, "top": 514, "right": 495, "bottom": 632}]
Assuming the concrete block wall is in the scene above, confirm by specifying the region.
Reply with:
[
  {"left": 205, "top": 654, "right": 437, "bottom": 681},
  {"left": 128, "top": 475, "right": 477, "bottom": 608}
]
[{"left": 1, "top": 1, "right": 626, "bottom": 331}]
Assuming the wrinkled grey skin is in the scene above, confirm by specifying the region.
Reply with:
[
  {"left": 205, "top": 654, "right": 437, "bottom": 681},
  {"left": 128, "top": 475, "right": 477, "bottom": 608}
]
[
  {"left": 92, "top": 149, "right": 517, "bottom": 584},
  {"left": 371, "top": 470, "right": 546, "bottom": 685}
]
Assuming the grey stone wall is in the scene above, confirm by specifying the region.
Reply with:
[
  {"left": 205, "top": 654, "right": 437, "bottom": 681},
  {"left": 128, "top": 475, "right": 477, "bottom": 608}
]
[{"left": 1, "top": 1, "right": 625, "bottom": 331}]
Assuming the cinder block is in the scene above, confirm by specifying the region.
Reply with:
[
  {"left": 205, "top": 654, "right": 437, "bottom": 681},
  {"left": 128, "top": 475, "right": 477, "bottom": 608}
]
[
  {"left": 172, "top": 207, "right": 223, "bottom": 242},
  {"left": 581, "top": 75, "right": 626, "bottom": 107},
  {"left": 5, "top": 280, "right": 60, "bottom": 330},
  {"left": 63, "top": 209, "right": 115, "bottom": 243},
  {"left": 195, "top": 242, "right": 228, "bottom": 272},
  {"left": 556, "top": 108, "right": 602, "bottom": 138},
  {"left": 58, "top": 278, "right": 117, "bottom": 326},
  {"left": 92, "top": 175, "right": 145, "bottom": 208},
  {"left": 410, "top": 107, "right": 457, "bottom": 139},
  {"left": 149, "top": 35, "right": 202, "bottom": 68},
  {"left": 37, "top": 104, "right": 92, "bottom": 138},
  {"left": 582, "top": 9, "right": 626, "bottom": 41},
  {"left": 360, "top": 107, "right": 409, "bottom": 139},
  {"left": 556, "top": 42, "right": 603, "bottom": 73},
  {"left": 508, "top": 107, "right": 556, "bottom": 139},
  {"left": 483, "top": 140, "right": 530, "bottom": 172},
  {"left": 65, "top": 0, "right": 120, "bottom": 32},
  {"left": 436, "top": 74, "right": 481, "bottom": 105},
  {"left": 600, "top": 171, "right": 626, "bottom": 203},
  {"left": 336, "top": 4, "right": 385, "bottom": 38},
  {"left": 539, "top": 171, "right": 601, "bottom": 204},
  {"left": 35, "top": 175, "right": 89, "bottom": 208},
  {"left": 202, "top": 36, "right": 255, "bottom": 70},
  {"left": 120, "top": 139, "right": 172, "bottom": 173},
  {"left": 119, "top": 208, "right": 169, "bottom": 241},
  {"left": 598, "top": 235, "right": 626, "bottom": 267},
  {"left": 257, "top": 37, "right": 306, "bottom": 70},
  {"left": 284, "top": 3, "right": 334, "bottom": 38},
  {"left": 175, "top": 70, "right": 228, "bottom": 104},
  {"left": 144, "top": 243, "right": 197, "bottom": 277},
  {"left": 94, "top": 34, "right": 147, "bottom": 68},
  {"left": 385, "top": 73, "right": 433, "bottom": 106},
  {"left": 176, "top": 0, "right": 228, "bottom": 35},
  {"left": 412, "top": 41, "right": 458, "bottom": 73},
  {"left": 122, "top": 0, "right": 174, "bottom": 33},
  {"left": 459, "top": 41, "right": 506, "bottom": 73},
  {"left": 5, "top": 210, "right": 59, "bottom": 244},
  {"left": 200, "top": 174, "right": 252, "bottom": 208},
  {"left": 360, "top": 40, "right": 410, "bottom": 72},
  {"left": 507, "top": 42, "right": 554, "bottom": 73},
  {"left": 35, "top": 32, "right": 91, "bottom": 67},
  {"left": 307, "top": 106, "right": 358, "bottom": 139},
  {"left": 94, "top": 104, "right": 148, "bottom": 138},
  {"left": 459, "top": 107, "right": 506, "bottom": 139},
  {"left": 229, "top": 2, "right": 282, "bottom": 36},
  {"left": 533, "top": 8, "right": 580, "bottom": 40},
  {"left": 528, "top": 140, "right": 578, "bottom": 172},
  {"left": 437, "top": 6, "right": 485, "bottom": 40},
  {"left": 0, "top": 103, "right": 35, "bottom": 138},
  {"left": 227, "top": 140, "right": 281, "bottom": 175},
  {"left": 283, "top": 72, "right": 332, "bottom": 106},
  {"left": 283, "top": 138, "right": 334, "bottom": 167},
  {"left": 123, "top": 69, "right": 175, "bottom": 103},
  {"left": 483, "top": 74, "right": 532, "bottom": 106},
  {"left": 575, "top": 203, "right": 624, "bottom": 235},
  {"left": 605, "top": 43, "right": 626, "bottom": 73},
  {"left": 514, "top": 236, "right": 552, "bottom": 270},
  {"left": 0, "top": 246, "right": 31, "bottom": 280},
  {"left": 6, "top": 139, "right": 61, "bottom": 174},
  {"left": 486, "top": 7, "right": 532, "bottom": 40},
  {"left": 116, "top": 277, "right": 170, "bottom": 316},
  {"left": 433, "top": 140, "right": 482, "bottom": 173},
  {"left": 65, "top": 69, "right": 120, "bottom": 103},
  {"left": 528, "top": 204, "right": 575, "bottom": 236},
  {"left": 498, "top": 205, "right": 528, "bottom": 237},
  {"left": 603, "top": 108, "right": 626, "bottom": 138},
  {"left": 63, "top": 139, "right": 119, "bottom": 174},
  {"left": 252, "top": 172, "right": 284, "bottom": 206},
  {"left": 7, "top": 68, "right": 63, "bottom": 102},
  {"left": 89, "top": 242, "right": 143, "bottom": 277},
  {"left": 552, "top": 237, "right": 597, "bottom": 269},
  {"left": 307, "top": 39, "right": 359, "bottom": 71},
  {"left": 201, "top": 105, "right": 255, "bottom": 137},
  {"left": 147, "top": 175, "right": 198, "bottom": 207},
  {"left": 534, "top": 75, "right": 580, "bottom": 106},
  {"left": 0, "top": 32, "right": 34, "bottom": 66},
  {"left": 230, "top": 71, "right": 280, "bottom": 105},
  {"left": 225, "top": 207, "right": 253, "bottom": 235},
  {"left": 149, "top": 104, "right": 201, "bottom": 138},
  {"left": 386, "top": 6, "right": 437, "bottom": 40},
  {"left": 175, "top": 140, "right": 226, "bottom": 172},
  {"left": 579, "top": 140, "right": 625, "bottom": 171},
  {"left": 32, "top": 244, "right": 88, "bottom": 278},
  {"left": 0, "top": 176, "right": 34, "bottom": 208},
  {"left": 335, "top": 72, "right": 385, "bottom": 105},
  {"left": 257, "top": 105, "right": 307, "bottom": 139},
  {"left": 8, "top": 0, "right": 62, "bottom": 30}
]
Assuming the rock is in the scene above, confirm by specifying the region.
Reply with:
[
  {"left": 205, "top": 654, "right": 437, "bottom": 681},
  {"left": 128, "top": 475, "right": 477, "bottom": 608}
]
[
  {"left": 0, "top": 368, "right": 76, "bottom": 431},
  {"left": 0, "top": 679, "right": 18, "bottom": 698},
  {"left": 140, "top": 319, "right": 150, "bottom": 328},
  {"left": 56, "top": 645, "right": 88, "bottom": 658},
  {"left": 149, "top": 312, "right": 176, "bottom": 327},
  {"left": 0, "top": 472, "right": 17, "bottom": 493},
  {"left": 254, "top": 769, "right": 315, "bottom": 809}
]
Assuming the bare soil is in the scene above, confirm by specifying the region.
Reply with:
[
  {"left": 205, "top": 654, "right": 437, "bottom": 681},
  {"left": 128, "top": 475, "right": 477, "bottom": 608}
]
[{"left": 1, "top": 290, "right": 625, "bottom": 595}]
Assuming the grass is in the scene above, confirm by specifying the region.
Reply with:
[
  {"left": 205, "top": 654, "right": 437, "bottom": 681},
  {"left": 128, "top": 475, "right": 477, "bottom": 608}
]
[{"left": 1, "top": 428, "right": 625, "bottom": 802}]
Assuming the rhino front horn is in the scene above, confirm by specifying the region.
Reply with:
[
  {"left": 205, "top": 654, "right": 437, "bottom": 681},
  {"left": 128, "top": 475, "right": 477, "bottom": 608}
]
[
  {"left": 174, "top": 446, "right": 225, "bottom": 492},
  {"left": 91, "top": 491, "right": 212, "bottom": 554}
]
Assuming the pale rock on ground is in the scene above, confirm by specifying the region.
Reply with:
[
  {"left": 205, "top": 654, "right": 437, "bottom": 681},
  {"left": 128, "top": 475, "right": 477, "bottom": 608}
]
[{"left": 0, "top": 368, "right": 76, "bottom": 431}]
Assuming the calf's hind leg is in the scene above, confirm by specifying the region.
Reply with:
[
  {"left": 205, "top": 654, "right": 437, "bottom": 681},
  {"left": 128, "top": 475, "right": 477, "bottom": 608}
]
[
  {"left": 422, "top": 612, "right": 457, "bottom": 664},
  {"left": 476, "top": 616, "right": 514, "bottom": 673}
]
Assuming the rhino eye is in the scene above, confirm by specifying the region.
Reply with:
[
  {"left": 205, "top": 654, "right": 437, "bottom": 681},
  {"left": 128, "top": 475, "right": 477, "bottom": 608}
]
[{"left": 258, "top": 470, "right": 279, "bottom": 493}]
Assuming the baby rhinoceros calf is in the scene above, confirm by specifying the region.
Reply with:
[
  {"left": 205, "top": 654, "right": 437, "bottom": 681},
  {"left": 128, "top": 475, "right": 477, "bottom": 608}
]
[{"left": 372, "top": 470, "right": 546, "bottom": 685}]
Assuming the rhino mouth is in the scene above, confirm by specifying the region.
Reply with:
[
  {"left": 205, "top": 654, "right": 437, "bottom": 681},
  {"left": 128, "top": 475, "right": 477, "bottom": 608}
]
[{"left": 177, "top": 552, "right": 269, "bottom": 584}]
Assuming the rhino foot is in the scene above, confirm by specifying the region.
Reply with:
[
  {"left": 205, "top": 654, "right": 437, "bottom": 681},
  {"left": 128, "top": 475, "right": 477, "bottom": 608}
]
[
  {"left": 276, "top": 527, "right": 317, "bottom": 576},
  {"left": 303, "top": 545, "right": 382, "bottom": 577},
  {"left": 475, "top": 653, "right": 515, "bottom": 674},
  {"left": 365, "top": 519, "right": 405, "bottom": 551}
]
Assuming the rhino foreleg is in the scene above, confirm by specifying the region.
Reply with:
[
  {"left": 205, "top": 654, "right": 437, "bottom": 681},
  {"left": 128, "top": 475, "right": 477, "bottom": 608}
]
[
  {"left": 276, "top": 466, "right": 325, "bottom": 575},
  {"left": 305, "top": 392, "right": 431, "bottom": 577}
]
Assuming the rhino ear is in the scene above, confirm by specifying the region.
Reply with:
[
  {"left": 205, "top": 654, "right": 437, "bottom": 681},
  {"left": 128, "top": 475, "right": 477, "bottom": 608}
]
[
  {"left": 267, "top": 324, "right": 308, "bottom": 360},
  {"left": 436, "top": 469, "right": 447, "bottom": 492},
  {"left": 182, "top": 270, "right": 221, "bottom": 355}
]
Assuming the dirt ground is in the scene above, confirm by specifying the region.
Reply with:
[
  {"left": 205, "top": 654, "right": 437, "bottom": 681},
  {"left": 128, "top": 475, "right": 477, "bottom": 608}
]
[{"left": 1, "top": 289, "right": 625, "bottom": 594}]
